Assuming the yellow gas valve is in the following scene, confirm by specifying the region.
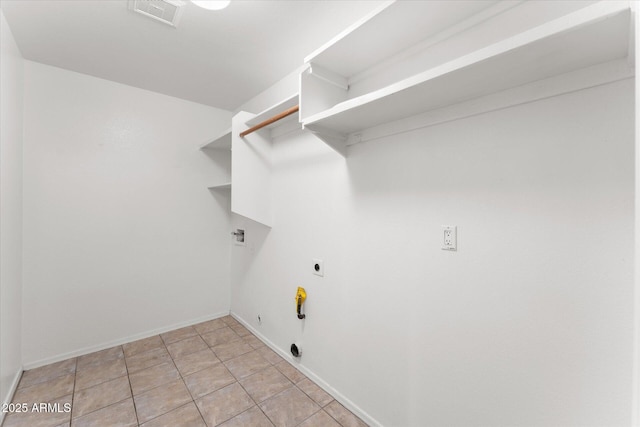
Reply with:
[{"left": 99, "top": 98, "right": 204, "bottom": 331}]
[{"left": 295, "top": 287, "right": 306, "bottom": 319}]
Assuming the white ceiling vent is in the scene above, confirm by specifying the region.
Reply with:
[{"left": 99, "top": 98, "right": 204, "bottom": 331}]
[{"left": 129, "top": 0, "right": 185, "bottom": 27}]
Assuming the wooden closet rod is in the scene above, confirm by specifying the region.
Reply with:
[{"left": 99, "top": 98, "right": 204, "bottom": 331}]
[{"left": 240, "top": 105, "right": 299, "bottom": 137}]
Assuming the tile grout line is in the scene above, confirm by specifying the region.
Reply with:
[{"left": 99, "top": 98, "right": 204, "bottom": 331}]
[
  {"left": 72, "top": 395, "right": 132, "bottom": 425},
  {"left": 196, "top": 317, "right": 277, "bottom": 426},
  {"left": 167, "top": 342, "right": 205, "bottom": 427},
  {"left": 14, "top": 366, "right": 71, "bottom": 391},
  {"left": 230, "top": 359, "right": 276, "bottom": 426},
  {"left": 138, "top": 320, "right": 248, "bottom": 426},
  {"left": 65, "top": 358, "right": 76, "bottom": 426},
  {"left": 296, "top": 379, "right": 336, "bottom": 409},
  {"left": 133, "top": 347, "right": 193, "bottom": 426},
  {"left": 121, "top": 344, "right": 141, "bottom": 427},
  {"left": 124, "top": 337, "right": 184, "bottom": 426},
  {"left": 292, "top": 406, "right": 323, "bottom": 427},
  {"left": 192, "top": 324, "right": 229, "bottom": 426},
  {"left": 125, "top": 346, "right": 171, "bottom": 375},
  {"left": 291, "top": 380, "right": 334, "bottom": 426},
  {"left": 73, "top": 353, "right": 128, "bottom": 394},
  {"left": 69, "top": 361, "right": 81, "bottom": 422},
  {"left": 193, "top": 320, "right": 258, "bottom": 426},
  {"left": 148, "top": 320, "right": 231, "bottom": 425},
  {"left": 215, "top": 323, "right": 268, "bottom": 426},
  {"left": 10, "top": 375, "right": 76, "bottom": 404},
  {"left": 70, "top": 349, "right": 137, "bottom": 425},
  {"left": 325, "top": 410, "right": 344, "bottom": 427},
  {"left": 203, "top": 319, "right": 248, "bottom": 425}
]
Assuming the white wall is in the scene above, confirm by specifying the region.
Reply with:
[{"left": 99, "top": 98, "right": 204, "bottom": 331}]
[
  {"left": 0, "top": 8, "right": 24, "bottom": 411},
  {"left": 633, "top": 4, "right": 639, "bottom": 425},
  {"left": 231, "top": 78, "right": 635, "bottom": 426},
  {"left": 636, "top": 140, "right": 640, "bottom": 414},
  {"left": 234, "top": 65, "right": 303, "bottom": 115},
  {"left": 22, "top": 61, "right": 233, "bottom": 366}
]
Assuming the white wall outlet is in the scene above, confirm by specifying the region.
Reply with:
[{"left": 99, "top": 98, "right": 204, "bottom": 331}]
[
  {"left": 442, "top": 225, "right": 457, "bottom": 251},
  {"left": 313, "top": 259, "right": 324, "bottom": 277}
]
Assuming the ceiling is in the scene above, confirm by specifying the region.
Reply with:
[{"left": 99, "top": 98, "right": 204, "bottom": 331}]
[{"left": 1, "top": 0, "right": 383, "bottom": 111}]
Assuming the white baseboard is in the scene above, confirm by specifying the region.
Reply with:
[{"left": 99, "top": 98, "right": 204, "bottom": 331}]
[
  {"left": 230, "top": 312, "right": 382, "bottom": 427},
  {"left": 0, "top": 368, "right": 24, "bottom": 425},
  {"left": 22, "top": 311, "right": 230, "bottom": 370}
]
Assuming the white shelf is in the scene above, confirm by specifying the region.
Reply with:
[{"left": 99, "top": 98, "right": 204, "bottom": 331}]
[
  {"left": 245, "top": 93, "right": 299, "bottom": 131},
  {"left": 302, "top": 2, "right": 632, "bottom": 136},
  {"left": 207, "top": 182, "right": 231, "bottom": 190},
  {"left": 304, "top": 0, "right": 498, "bottom": 79},
  {"left": 200, "top": 128, "right": 231, "bottom": 150}
]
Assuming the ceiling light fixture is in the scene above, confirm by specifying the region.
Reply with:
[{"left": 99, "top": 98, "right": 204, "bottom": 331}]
[{"left": 190, "top": 0, "right": 230, "bottom": 10}]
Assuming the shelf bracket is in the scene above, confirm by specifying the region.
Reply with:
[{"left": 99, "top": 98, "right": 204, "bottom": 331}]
[
  {"left": 307, "top": 63, "right": 349, "bottom": 91},
  {"left": 304, "top": 123, "right": 348, "bottom": 157}
]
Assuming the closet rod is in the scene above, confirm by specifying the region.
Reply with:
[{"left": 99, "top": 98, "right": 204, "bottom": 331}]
[{"left": 240, "top": 105, "right": 299, "bottom": 137}]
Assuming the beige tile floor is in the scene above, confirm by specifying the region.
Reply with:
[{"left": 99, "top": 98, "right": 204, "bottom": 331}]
[{"left": 2, "top": 316, "right": 368, "bottom": 427}]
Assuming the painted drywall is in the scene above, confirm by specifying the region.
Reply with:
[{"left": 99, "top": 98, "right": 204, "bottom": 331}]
[
  {"left": 21, "top": 61, "right": 233, "bottom": 366},
  {"left": 234, "top": 65, "right": 304, "bottom": 116},
  {"left": 0, "top": 8, "right": 24, "bottom": 410},
  {"left": 634, "top": 3, "right": 640, "bottom": 424},
  {"left": 230, "top": 78, "right": 635, "bottom": 426},
  {"left": 633, "top": 4, "right": 639, "bottom": 425}
]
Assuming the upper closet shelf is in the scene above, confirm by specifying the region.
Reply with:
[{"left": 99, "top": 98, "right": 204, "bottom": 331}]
[
  {"left": 304, "top": 0, "right": 497, "bottom": 78},
  {"left": 200, "top": 128, "right": 231, "bottom": 150},
  {"left": 245, "top": 93, "right": 299, "bottom": 129},
  {"left": 302, "top": 2, "right": 632, "bottom": 136}
]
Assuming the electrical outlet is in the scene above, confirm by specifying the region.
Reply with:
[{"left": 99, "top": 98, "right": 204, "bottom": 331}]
[
  {"left": 442, "top": 226, "right": 457, "bottom": 251},
  {"left": 313, "top": 259, "right": 324, "bottom": 277}
]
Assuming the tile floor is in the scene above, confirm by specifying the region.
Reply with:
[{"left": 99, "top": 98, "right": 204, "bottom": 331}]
[{"left": 2, "top": 316, "right": 368, "bottom": 427}]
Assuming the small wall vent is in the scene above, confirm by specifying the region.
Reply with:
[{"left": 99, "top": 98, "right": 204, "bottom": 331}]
[{"left": 129, "top": 0, "right": 185, "bottom": 27}]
